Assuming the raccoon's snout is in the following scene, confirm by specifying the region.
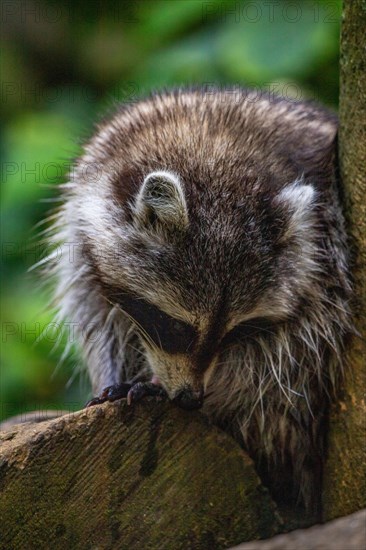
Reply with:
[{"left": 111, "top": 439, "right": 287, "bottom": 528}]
[{"left": 172, "top": 387, "right": 204, "bottom": 411}]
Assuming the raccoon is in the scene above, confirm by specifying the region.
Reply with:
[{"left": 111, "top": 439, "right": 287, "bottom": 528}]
[{"left": 46, "top": 88, "right": 353, "bottom": 511}]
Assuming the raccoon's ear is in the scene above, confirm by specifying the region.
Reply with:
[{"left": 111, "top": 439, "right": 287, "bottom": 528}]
[
  {"left": 275, "top": 179, "right": 316, "bottom": 240},
  {"left": 133, "top": 171, "right": 188, "bottom": 230}
]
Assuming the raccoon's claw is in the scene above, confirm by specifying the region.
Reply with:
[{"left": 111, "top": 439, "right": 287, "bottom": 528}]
[
  {"left": 85, "top": 381, "right": 167, "bottom": 408},
  {"left": 85, "top": 382, "right": 132, "bottom": 408},
  {"left": 85, "top": 396, "right": 105, "bottom": 407},
  {"left": 127, "top": 382, "right": 167, "bottom": 405}
]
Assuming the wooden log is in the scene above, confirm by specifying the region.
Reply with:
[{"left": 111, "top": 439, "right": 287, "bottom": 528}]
[
  {"left": 232, "top": 509, "right": 366, "bottom": 550},
  {"left": 0, "top": 400, "right": 281, "bottom": 549}
]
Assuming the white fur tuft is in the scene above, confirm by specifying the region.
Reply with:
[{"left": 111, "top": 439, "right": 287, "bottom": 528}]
[{"left": 277, "top": 179, "right": 316, "bottom": 237}]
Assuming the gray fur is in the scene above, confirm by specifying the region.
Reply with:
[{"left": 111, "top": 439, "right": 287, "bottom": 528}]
[{"left": 44, "top": 88, "right": 353, "bottom": 510}]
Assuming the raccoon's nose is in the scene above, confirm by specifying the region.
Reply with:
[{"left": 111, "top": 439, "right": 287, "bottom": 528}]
[{"left": 172, "top": 387, "right": 204, "bottom": 411}]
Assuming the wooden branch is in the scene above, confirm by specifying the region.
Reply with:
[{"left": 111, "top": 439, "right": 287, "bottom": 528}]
[{"left": 0, "top": 400, "right": 281, "bottom": 549}]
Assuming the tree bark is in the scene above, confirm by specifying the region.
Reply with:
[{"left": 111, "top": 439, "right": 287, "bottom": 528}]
[{"left": 322, "top": 0, "right": 366, "bottom": 519}]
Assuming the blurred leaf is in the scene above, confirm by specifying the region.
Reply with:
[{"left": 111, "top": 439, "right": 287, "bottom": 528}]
[
  {"left": 1, "top": 111, "right": 81, "bottom": 255},
  {"left": 216, "top": 0, "right": 340, "bottom": 83},
  {"left": 2, "top": 111, "right": 79, "bottom": 203},
  {"left": 135, "top": 0, "right": 227, "bottom": 47},
  {"left": 0, "top": 276, "right": 86, "bottom": 415},
  {"left": 133, "top": 31, "right": 221, "bottom": 90}
]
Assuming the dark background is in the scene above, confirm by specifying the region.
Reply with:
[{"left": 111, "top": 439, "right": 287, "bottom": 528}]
[{"left": 1, "top": 0, "right": 342, "bottom": 420}]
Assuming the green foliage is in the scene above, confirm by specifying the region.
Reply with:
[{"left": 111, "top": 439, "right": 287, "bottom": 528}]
[{"left": 0, "top": 0, "right": 341, "bottom": 420}]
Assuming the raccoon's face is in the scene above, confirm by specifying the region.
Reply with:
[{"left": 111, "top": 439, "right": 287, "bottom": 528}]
[{"left": 80, "top": 168, "right": 319, "bottom": 409}]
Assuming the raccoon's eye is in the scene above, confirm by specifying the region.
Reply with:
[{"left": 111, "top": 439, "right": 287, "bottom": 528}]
[
  {"left": 117, "top": 293, "right": 197, "bottom": 354},
  {"left": 220, "top": 318, "right": 274, "bottom": 347}
]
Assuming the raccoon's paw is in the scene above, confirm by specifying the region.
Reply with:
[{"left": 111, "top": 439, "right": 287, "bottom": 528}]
[
  {"left": 85, "top": 382, "right": 132, "bottom": 407},
  {"left": 127, "top": 382, "right": 167, "bottom": 405}
]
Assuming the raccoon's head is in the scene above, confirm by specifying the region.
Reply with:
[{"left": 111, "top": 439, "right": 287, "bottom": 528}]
[
  {"left": 78, "top": 163, "right": 320, "bottom": 410},
  {"left": 70, "top": 90, "right": 339, "bottom": 409}
]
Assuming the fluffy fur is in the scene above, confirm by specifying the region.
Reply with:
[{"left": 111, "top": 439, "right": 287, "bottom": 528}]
[{"left": 44, "top": 88, "right": 353, "bottom": 511}]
